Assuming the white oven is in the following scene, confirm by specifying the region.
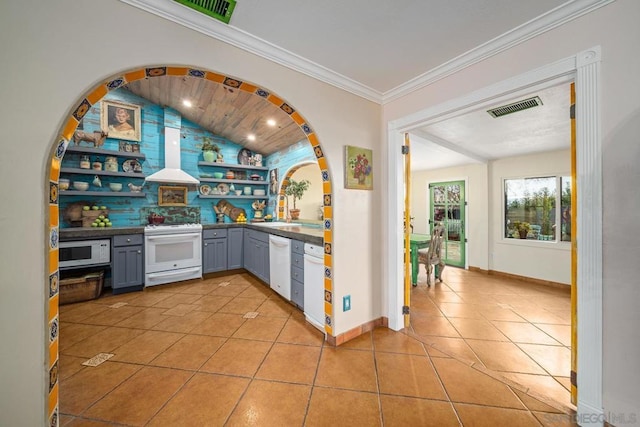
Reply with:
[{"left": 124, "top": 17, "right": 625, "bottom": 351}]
[
  {"left": 59, "top": 239, "right": 110, "bottom": 269},
  {"left": 144, "top": 224, "right": 202, "bottom": 287}
]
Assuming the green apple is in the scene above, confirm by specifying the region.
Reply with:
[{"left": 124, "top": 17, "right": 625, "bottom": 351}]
[
  {"left": 91, "top": 223, "right": 98, "bottom": 227},
  {"left": 106, "top": 222, "right": 112, "bottom": 227},
  {"left": 83, "top": 206, "right": 90, "bottom": 211},
  {"left": 98, "top": 222, "right": 106, "bottom": 227},
  {"left": 98, "top": 215, "right": 105, "bottom": 220},
  {"left": 99, "top": 206, "right": 107, "bottom": 210},
  {"left": 91, "top": 206, "right": 99, "bottom": 210}
]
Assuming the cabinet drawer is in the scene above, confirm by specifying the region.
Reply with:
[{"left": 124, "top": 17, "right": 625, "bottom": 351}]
[
  {"left": 291, "top": 239, "right": 305, "bottom": 255},
  {"left": 203, "top": 229, "right": 227, "bottom": 239},
  {"left": 291, "top": 265, "right": 304, "bottom": 283},
  {"left": 291, "top": 252, "right": 304, "bottom": 269},
  {"left": 246, "top": 229, "right": 269, "bottom": 243},
  {"left": 113, "top": 234, "right": 143, "bottom": 247}
]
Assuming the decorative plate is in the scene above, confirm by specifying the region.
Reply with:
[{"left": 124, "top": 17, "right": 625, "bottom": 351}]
[
  {"left": 237, "top": 148, "right": 253, "bottom": 165},
  {"left": 199, "top": 184, "right": 211, "bottom": 195},
  {"left": 217, "top": 183, "right": 229, "bottom": 195},
  {"left": 122, "top": 159, "right": 142, "bottom": 173}
]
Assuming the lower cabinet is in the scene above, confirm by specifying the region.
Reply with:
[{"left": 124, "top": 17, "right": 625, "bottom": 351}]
[
  {"left": 227, "top": 227, "right": 244, "bottom": 269},
  {"left": 112, "top": 234, "right": 144, "bottom": 294},
  {"left": 203, "top": 229, "right": 228, "bottom": 273},
  {"left": 291, "top": 239, "right": 305, "bottom": 309},
  {"left": 243, "top": 229, "right": 270, "bottom": 284}
]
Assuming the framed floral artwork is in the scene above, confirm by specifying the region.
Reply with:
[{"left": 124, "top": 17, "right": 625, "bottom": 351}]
[
  {"left": 345, "top": 145, "right": 373, "bottom": 190},
  {"left": 158, "top": 186, "right": 188, "bottom": 206},
  {"left": 100, "top": 100, "right": 141, "bottom": 142}
]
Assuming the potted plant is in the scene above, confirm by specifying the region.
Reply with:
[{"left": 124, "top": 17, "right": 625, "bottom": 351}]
[
  {"left": 202, "top": 137, "right": 219, "bottom": 162},
  {"left": 284, "top": 178, "right": 310, "bottom": 220},
  {"left": 512, "top": 221, "right": 531, "bottom": 239}
]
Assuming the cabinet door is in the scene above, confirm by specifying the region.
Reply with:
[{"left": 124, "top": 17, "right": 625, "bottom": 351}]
[
  {"left": 203, "top": 238, "right": 228, "bottom": 273},
  {"left": 256, "top": 240, "right": 270, "bottom": 284},
  {"left": 227, "top": 228, "right": 244, "bottom": 269},
  {"left": 243, "top": 233, "right": 255, "bottom": 274},
  {"left": 112, "top": 245, "right": 143, "bottom": 289},
  {"left": 291, "top": 278, "right": 304, "bottom": 309}
]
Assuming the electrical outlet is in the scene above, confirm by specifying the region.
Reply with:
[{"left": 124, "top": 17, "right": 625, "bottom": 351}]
[{"left": 343, "top": 295, "right": 351, "bottom": 312}]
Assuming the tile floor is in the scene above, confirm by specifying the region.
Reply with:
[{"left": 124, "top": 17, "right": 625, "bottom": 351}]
[{"left": 58, "top": 269, "right": 576, "bottom": 426}]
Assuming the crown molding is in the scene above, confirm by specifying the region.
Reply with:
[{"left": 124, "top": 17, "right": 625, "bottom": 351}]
[
  {"left": 118, "top": 0, "right": 383, "bottom": 103},
  {"left": 120, "top": 0, "right": 613, "bottom": 105},
  {"left": 382, "top": 0, "right": 614, "bottom": 103}
]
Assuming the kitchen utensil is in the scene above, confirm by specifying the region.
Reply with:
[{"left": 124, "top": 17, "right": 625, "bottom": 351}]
[
  {"left": 59, "top": 179, "right": 70, "bottom": 191},
  {"left": 229, "top": 207, "right": 246, "bottom": 221},
  {"left": 109, "top": 183, "right": 123, "bottom": 192},
  {"left": 73, "top": 181, "right": 89, "bottom": 191}
]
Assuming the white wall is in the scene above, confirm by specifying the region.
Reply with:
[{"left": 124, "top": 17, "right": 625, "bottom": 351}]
[
  {"left": 489, "top": 150, "right": 571, "bottom": 284},
  {"left": 290, "top": 163, "right": 323, "bottom": 221},
  {"left": 411, "top": 163, "right": 489, "bottom": 270},
  {"left": 384, "top": 0, "right": 640, "bottom": 421},
  {"left": 0, "top": 1, "right": 381, "bottom": 424}
]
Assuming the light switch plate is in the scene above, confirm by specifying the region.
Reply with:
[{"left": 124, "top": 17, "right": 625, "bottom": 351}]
[{"left": 343, "top": 295, "right": 351, "bottom": 312}]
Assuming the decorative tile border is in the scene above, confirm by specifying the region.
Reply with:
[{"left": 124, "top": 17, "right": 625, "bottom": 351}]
[{"left": 45, "top": 65, "right": 335, "bottom": 422}]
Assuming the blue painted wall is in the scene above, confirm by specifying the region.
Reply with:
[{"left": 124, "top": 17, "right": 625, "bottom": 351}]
[{"left": 59, "top": 89, "right": 315, "bottom": 227}]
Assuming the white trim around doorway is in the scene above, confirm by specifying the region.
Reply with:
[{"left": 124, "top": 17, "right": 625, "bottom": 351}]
[{"left": 385, "top": 47, "right": 603, "bottom": 425}]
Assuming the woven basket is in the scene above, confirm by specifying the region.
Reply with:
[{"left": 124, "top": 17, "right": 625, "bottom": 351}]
[{"left": 60, "top": 271, "right": 104, "bottom": 305}]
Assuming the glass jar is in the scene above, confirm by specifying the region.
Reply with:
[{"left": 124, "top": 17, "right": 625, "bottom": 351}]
[
  {"left": 92, "top": 158, "right": 102, "bottom": 170},
  {"left": 104, "top": 156, "right": 118, "bottom": 172},
  {"left": 79, "top": 155, "right": 90, "bottom": 169}
]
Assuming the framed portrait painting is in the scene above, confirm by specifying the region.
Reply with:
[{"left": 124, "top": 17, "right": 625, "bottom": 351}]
[
  {"left": 100, "top": 100, "right": 141, "bottom": 142},
  {"left": 345, "top": 145, "right": 373, "bottom": 190},
  {"left": 158, "top": 186, "right": 188, "bottom": 206}
]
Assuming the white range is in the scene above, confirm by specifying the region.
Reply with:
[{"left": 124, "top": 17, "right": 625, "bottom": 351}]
[{"left": 144, "top": 223, "right": 202, "bottom": 287}]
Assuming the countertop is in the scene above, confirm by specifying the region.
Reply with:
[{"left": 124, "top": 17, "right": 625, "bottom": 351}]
[{"left": 59, "top": 222, "right": 324, "bottom": 245}]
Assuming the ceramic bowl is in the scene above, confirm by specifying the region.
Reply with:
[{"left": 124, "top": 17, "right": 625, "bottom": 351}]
[
  {"left": 59, "top": 179, "right": 70, "bottom": 191},
  {"left": 213, "top": 172, "right": 224, "bottom": 179},
  {"left": 109, "top": 183, "right": 123, "bottom": 192},
  {"left": 73, "top": 181, "right": 89, "bottom": 191},
  {"left": 235, "top": 190, "right": 242, "bottom": 196}
]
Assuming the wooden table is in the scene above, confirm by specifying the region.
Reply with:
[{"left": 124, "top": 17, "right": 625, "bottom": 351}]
[{"left": 409, "top": 234, "right": 430, "bottom": 286}]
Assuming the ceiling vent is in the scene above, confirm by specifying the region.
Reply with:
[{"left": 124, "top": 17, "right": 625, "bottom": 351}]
[
  {"left": 487, "top": 96, "right": 543, "bottom": 118},
  {"left": 173, "top": 0, "right": 236, "bottom": 24}
]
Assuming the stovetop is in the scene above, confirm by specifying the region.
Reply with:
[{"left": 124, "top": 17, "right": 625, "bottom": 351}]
[{"left": 144, "top": 223, "right": 202, "bottom": 235}]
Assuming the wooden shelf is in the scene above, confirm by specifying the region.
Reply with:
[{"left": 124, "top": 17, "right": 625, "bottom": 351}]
[
  {"left": 60, "top": 190, "right": 146, "bottom": 197},
  {"left": 61, "top": 167, "right": 146, "bottom": 178},
  {"left": 65, "top": 146, "right": 146, "bottom": 160},
  {"left": 198, "top": 161, "right": 268, "bottom": 171},
  {"left": 198, "top": 195, "right": 268, "bottom": 200},
  {"left": 199, "top": 178, "right": 268, "bottom": 185}
]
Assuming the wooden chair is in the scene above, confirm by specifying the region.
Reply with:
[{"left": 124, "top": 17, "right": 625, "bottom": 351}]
[{"left": 417, "top": 223, "right": 446, "bottom": 286}]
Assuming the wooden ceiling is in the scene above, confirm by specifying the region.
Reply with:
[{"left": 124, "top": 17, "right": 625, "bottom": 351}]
[{"left": 124, "top": 76, "right": 307, "bottom": 155}]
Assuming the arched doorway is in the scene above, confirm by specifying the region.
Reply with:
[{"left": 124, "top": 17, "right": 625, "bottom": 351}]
[{"left": 45, "top": 65, "right": 335, "bottom": 424}]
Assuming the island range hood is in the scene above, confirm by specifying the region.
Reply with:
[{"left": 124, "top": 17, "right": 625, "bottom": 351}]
[{"left": 145, "top": 127, "right": 199, "bottom": 185}]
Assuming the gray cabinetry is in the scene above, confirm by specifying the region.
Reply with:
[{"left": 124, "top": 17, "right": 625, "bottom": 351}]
[
  {"left": 227, "top": 227, "right": 244, "bottom": 269},
  {"left": 112, "top": 234, "right": 144, "bottom": 293},
  {"left": 243, "top": 229, "right": 270, "bottom": 284},
  {"left": 291, "top": 239, "right": 305, "bottom": 309},
  {"left": 203, "top": 229, "right": 228, "bottom": 273}
]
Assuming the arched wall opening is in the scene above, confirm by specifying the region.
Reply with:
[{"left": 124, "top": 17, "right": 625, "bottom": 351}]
[{"left": 45, "top": 65, "right": 334, "bottom": 423}]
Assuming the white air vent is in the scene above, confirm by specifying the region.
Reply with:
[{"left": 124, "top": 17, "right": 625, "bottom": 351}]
[{"left": 487, "top": 96, "right": 543, "bottom": 118}]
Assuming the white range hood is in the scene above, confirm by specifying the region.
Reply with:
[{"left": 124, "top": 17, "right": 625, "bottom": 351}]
[{"left": 145, "top": 127, "right": 199, "bottom": 185}]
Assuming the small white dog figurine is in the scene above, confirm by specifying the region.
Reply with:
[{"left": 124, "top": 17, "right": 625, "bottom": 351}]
[{"left": 128, "top": 183, "right": 143, "bottom": 193}]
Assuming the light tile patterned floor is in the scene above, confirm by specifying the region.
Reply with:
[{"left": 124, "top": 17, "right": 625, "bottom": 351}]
[{"left": 59, "top": 270, "right": 576, "bottom": 426}]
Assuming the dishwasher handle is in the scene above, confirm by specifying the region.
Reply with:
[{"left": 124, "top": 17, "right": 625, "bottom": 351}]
[{"left": 304, "top": 255, "right": 324, "bottom": 265}]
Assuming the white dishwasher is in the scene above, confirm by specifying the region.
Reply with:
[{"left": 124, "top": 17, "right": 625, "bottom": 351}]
[
  {"left": 303, "top": 243, "right": 324, "bottom": 331},
  {"left": 269, "top": 235, "right": 291, "bottom": 300}
]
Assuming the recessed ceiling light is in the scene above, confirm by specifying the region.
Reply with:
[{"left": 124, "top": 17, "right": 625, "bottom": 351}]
[
  {"left": 182, "top": 99, "right": 192, "bottom": 108},
  {"left": 267, "top": 119, "right": 276, "bottom": 127},
  {"left": 247, "top": 134, "right": 256, "bottom": 141}
]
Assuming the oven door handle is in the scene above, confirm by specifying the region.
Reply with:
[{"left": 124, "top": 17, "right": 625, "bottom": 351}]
[
  {"left": 146, "top": 267, "right": 201, "bottom": 279},
  {"left": 146, "top": 233, "right": 201, "bottom": 241}
]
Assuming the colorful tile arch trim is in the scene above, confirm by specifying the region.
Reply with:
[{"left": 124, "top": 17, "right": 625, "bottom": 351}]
[{"left": 46, "top": 65, "right": 335, "bottom": 423}]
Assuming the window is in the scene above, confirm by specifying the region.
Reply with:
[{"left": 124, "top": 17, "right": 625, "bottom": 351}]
[{"left": 504, "top": 176, "right": 571, "bottom": 242}]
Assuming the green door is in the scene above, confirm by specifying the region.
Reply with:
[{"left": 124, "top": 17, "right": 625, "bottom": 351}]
[{"left": 429, "top": 181, "right": 465, "bottom": 268}]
